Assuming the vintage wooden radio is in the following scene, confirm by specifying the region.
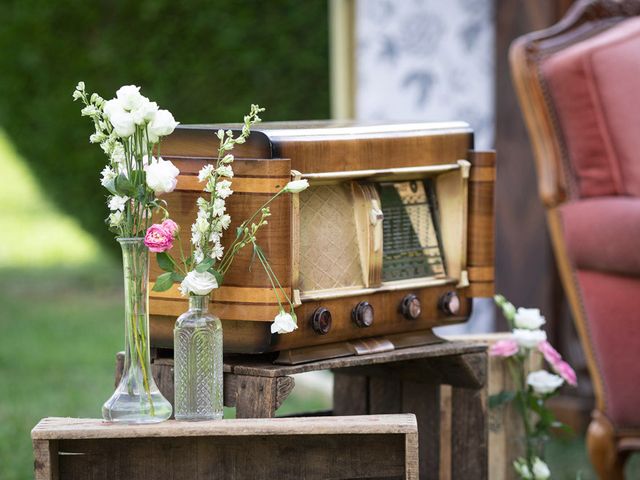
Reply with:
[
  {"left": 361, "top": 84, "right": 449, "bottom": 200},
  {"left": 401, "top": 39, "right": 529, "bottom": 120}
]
[{"left": 149, "top": 122, "right": 495, "bottom": 363}]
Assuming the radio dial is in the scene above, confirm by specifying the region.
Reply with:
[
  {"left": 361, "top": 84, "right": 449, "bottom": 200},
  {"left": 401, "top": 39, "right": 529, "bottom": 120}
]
[
  {"left": 352, "top": 301, "right": 374, "bottom": 328},
  {"left": 439, "top": 291, "right": 461, "bottom": 316},
  {"left": 400, "top": 294, "right": 422, "bottom": 320},
  {"left": 311, "top": 307, "right": 332, "bottom": 335}
]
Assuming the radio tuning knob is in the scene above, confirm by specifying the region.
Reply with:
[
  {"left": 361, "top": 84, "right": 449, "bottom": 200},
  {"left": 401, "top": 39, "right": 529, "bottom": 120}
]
[
  {"left": 311, "top": 307, "right": 332, "bottom": 335},
  {"left": 439, "top": 291, "right": 461, "bottom": 316},
  {"left": 400, "top": 294, "right": 422, "bottom": 320},
  {"left": 352, "top": 301, "right": 374, "bottom": 328}
]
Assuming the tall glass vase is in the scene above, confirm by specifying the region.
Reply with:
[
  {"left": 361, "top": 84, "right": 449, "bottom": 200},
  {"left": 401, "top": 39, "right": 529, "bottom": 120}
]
[
  {"left": 102, "top": 238, "right": 172, "bottom": 423},
  {"left": 174, "top": 295, "right": 224, "bottom": 421}
]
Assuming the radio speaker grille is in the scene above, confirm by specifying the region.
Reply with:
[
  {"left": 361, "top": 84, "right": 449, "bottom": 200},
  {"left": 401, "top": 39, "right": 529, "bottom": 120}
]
[{"left": 299, "top": 184, "right": 364, "bottom": 291}]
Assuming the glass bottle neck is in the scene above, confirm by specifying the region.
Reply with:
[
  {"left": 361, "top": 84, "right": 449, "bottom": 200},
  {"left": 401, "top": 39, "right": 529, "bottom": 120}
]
[{"left": 189, "top": 295, "right": 209, "bottom": 313}]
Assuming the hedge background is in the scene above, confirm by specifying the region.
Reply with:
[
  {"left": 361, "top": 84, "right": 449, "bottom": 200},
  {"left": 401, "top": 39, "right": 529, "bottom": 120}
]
[{"left": 0, "top": 0, "right": 330, "bottom": 253}]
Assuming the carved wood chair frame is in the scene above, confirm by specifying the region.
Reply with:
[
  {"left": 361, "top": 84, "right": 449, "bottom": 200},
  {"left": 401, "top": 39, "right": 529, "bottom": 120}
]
[{"left": 510, "top": 1, "right": 640, "bottom": 478}]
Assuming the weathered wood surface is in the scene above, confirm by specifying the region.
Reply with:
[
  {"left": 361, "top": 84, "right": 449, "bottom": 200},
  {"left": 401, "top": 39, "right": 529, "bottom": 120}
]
[{"left": 32, "top": 415, "right": 419, "bottom": 480}]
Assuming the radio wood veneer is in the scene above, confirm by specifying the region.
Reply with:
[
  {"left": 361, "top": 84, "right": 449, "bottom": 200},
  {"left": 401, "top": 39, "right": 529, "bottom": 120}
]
[{"left": 150, "top": 122, "right": 495, "bottom": 361}]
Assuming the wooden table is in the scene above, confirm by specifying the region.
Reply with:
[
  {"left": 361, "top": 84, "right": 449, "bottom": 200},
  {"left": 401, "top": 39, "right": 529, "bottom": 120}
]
[{"left": 129, "top": 341, "right": 488, "bottom": 480}]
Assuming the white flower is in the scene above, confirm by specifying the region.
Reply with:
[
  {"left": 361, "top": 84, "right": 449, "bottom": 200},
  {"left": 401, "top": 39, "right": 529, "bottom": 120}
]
[
  {"left": 110, "top": 143, "right": 125, "bottom": 165},
  {"left": 100, "top": 166, "right": 117, "bottom": 192},
  {"left": 132, "top": 98, "right": 158, "bottom": 125},
  {"left": 212, "top": 198, "right": 226, "bottom": 217},
  {"left": 193, "top": 249, "right": 204, "bottom": 264},
  {"left": 271, "top": 311, "right": 298, "bottom": 334},
  {"left": 198, "top": 164, "right": 214, "bottom": 182},
  {"left": 216, "top": 165, "right": 233, "bottom": 178},
  {"left": 220, "top": 214, "right": 231, "bottom": 230},
  {"left": 81, "top": 105, "right": 100, "bottom": 117},
  {"left": 89, "top": 132, "right": 106, "bottom": 144},
  {"left": 144, "top": 157, "right": 180, "bottom": 195},
  {"left": 221, "top": 154, "right": 234, "bottom": 164},
  {"left": 108, "top": 211, "right": 124, "bottom": 228},
  {"left": 179, "top": 270, "right": 219, "bottom": 296},
  {"left": 109, "top": 109, "right": 136, "bottom": 138},
  {"left": 210, "top": 242, "right": 224, "bottom": 260},
  {"left": 208, "top": 231, "right": 221, "bottom": 243},
  {"left": 531, "top": 458, "right": 551, "bottom": 479},
  {"left": 196, "top": 197, "right": 208, "bottom": 208},
  {"left": 284, "top": 179, "right": 309, "bottom": 193},
  {"left": 108, "top": 195, "right": 129, "bottom": 212},
  {"left": 103, "top": 98, "right": 123, "bottom": 119},
  {"left": 514, "top": 308, "right": 546, "bottom": 330},
  {"left": 147, "top": 109, "right": 179, "bottom": 142},
  {"left": 115, "top": 85, "right": 145, "bottom": 111},
  {"left": 216, "top": 180, "right": 233, "bottom": 199},
  {"left": 191, "top": 230, "right": 202, "bottom": 246},
  {"left": 513, "top": 328, "right": 546, "bottom": 349},
  {"left": 527, "top": 370, "right": 564, "bottom": 395},
  {"left": 195, "top": 216, "right": 209, "bottom": 234}
]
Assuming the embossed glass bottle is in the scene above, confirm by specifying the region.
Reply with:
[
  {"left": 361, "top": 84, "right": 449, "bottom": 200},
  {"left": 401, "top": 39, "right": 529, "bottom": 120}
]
[{"left": 174, "top": 294, "right": 223, "bottom": 420}]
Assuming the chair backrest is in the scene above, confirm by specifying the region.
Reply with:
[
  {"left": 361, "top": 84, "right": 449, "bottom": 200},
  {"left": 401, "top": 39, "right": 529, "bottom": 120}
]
[
  {"left": 510, "top": 0, "right": 640, "bottom": 418},
  {"left": 510, "top": 0, "right": 640, "bottom": 207}
]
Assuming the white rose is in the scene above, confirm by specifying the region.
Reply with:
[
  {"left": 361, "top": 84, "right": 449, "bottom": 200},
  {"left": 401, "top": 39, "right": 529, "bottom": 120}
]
[
  {"left": 115, "top": 85, "right": 145, "bottom": 111},
  {"left": 179, "top": 270, "right": 219, "bottom": 296},
  {"left": 131, "top": 98, "right": 159, "bottom": 125},
  {"left": 284, "top": 179, "right": 309, "bottom": 193},
  {"left": 109, "top": 109, "right": 136, "bottom": 138},
  {"left": 103, "top": 98, "right": 124, "bottom": 119},
  {"left": 147, "top": 109, "right": 179, "bottom": 142},
  {"left": 108, "top": 195, "right": 129, "bottom": 212},
  {"left": 531, "top": 458, "right": 550, "bottom": 479},
  {"left": 144, "top": 157, "right": 180, "bottom": 195},
  {"left": 527, "top": 370, "right": 564, "bottom": 395},
  {"left": 513, "top": 328, "right": 546, "bottom": 349},
  {"left": 271, "top": 311, "right": 298, "bottom": 334},
  {"left": 514, "top": 307, "right": 546, "bottom": 330}
]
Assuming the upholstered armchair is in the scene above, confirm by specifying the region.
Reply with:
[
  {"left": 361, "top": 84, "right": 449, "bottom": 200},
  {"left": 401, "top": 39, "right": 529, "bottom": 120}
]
[{"left": 510, "top": 1, "right": 640, "bottom": 478}]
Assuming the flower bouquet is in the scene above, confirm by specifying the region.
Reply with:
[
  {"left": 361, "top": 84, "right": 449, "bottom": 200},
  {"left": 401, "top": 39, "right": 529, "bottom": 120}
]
[
  {"left": 73, "top": 82, "right": 180, "bottom": 423},
  {"left": 144, "top": 105, "right": 307, "bottom": 419},
  {"left": 490, "top": 295, "right": 578, "bottom": 479}
]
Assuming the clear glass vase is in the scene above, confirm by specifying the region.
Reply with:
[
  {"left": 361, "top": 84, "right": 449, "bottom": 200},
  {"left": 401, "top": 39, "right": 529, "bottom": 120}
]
[
  {"left": 174, "top": 294, "right": 224, "bottom": 421},
  {"left": 102, "top": 238, "right": 172, "bottom": 423}
]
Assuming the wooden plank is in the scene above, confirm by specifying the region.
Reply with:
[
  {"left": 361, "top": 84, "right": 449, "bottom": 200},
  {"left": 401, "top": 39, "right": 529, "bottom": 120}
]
[
  {"left": 229, "top": 342, "right": 487, "bottom": 377},
  {"left": 33, "top": 439, "right": 58, "bottom": 480},
  {"left": 234, "top": 376, "right": 278, "bottom": 418},
  {"left": 402, "top": 382, "right": 440, "bottom": 479},
  {"left": 333, "top": 372, "right": 369, "bottom": 415},
  {"left": 439, "top": 385, "right": 453, "bottom": 480},
  {"left": 369, "top": 377, "right": 402, "bottom": 414},
  {"left": 451, "top": 387, "right": 488, "bottom": 480},
  {"left": 32, "top": 415, "right": 419, "bottom": 440}
]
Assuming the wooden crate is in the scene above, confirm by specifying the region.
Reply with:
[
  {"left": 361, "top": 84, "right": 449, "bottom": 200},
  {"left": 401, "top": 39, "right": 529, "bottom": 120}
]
[{"left": 32, "top": 415, "right": 418, "bottom": 480}]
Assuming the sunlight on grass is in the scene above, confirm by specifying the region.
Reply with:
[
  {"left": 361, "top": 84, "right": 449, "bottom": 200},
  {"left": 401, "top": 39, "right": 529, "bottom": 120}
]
[{"left": 0, "top": 129, "right": 101, "bottom": 267}]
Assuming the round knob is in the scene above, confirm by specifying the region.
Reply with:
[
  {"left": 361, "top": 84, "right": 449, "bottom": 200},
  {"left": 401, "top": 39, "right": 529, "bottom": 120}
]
[
  {"left": 400, "top": 294, "right": 422, "bottom": 320},
  {"left": 311, "top": 307, "right": 332, "bottom": 335},
  {"left": 352, "top": 301, "right": 374, "bottom": 328},
  {"left": 438, "top": 291, "right": 460, "bottom": 316}
]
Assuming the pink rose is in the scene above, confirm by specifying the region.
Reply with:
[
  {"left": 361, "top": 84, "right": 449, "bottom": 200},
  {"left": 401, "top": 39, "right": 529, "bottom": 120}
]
[
  {"left": 538, "top": 340, "right": 562, "bottom": 366},
  {"left": 161, "top": 219, "right": 179, "bottom": 236},
  {"left": 144, "top": 224, "right": 174, "bottom": 253},
  {"left": 489, "top": 339, "right": 519, "bottom": 357},
  {"left": 555, "top": 360, "right": 578, "bottom": 386}
]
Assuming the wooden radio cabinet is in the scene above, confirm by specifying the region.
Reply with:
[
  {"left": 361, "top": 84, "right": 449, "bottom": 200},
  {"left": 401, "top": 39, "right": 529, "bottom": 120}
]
[{"left": 149, "top": 121, "right": 495, "bottom": 363}]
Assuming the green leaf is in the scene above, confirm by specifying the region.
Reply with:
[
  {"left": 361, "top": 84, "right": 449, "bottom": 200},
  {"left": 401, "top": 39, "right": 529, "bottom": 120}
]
[
  {"left": 156, "top": 252, "right": 174, "bottom": 272},
  {"left": 196, "top": 258, "right": 214, "bottom": 273},
  {"left": 152, "top": 272, "right": 174, "bottom": 292},
  {"left": 114, "top": 174, "right": 135, "bottom": 196},
  {"left": 489, "top": 391, "right": 516, "bottom": 409},
  {"left": 171, "top": 272, "right": 185, "bottom": 282}
]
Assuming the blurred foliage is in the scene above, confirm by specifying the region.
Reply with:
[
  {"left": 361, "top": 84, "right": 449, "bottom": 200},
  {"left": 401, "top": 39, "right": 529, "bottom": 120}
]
[{"left": 0, "top": 0, "right": 330, "bottom": 254}]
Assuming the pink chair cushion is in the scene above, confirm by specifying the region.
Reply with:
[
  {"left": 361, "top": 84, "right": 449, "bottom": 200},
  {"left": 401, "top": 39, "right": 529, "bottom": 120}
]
[
  {"left": 542, "top": 17, "right": 640, "bottom": 198},
  {"left": 560, "top": 197, "right": 640, "bottom": 277},
  {"left": 575, "top": 270, "right": 640, "bottom": 428}
]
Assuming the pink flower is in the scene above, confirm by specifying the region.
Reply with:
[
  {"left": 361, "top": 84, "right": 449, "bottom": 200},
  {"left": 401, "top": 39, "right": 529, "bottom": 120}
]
[
  {"left": 161, "top": 219, "right": 179, "bottom": 236},
  {"left": 489, "top": 339, "right": 519, "bottom": 357},
  {"left": 555, "top": 360, "right": 578, "bottom": 386},
  {"left": 538, "top": 340, "right": 562, "bottom": 366},
  {"left": 144, "top": 224, "right": 174, "bottom": 253}
]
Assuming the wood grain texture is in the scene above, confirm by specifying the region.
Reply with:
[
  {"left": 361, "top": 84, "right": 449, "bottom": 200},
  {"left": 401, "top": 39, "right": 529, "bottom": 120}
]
[
  {"left": 451, "top": 387, "right": 488, "bottom": 480},
  {"left": 33, "top": 439, "right": 58, "bottom": 480},
  {"left": 333, "top": 373, "right": 369, "bottom": 415},
  {"left": 402, "top": 382, "right": 440, "bottom": 479},
  {"left": 32, "top": 415, "right": 418, "bottom": 480}
]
